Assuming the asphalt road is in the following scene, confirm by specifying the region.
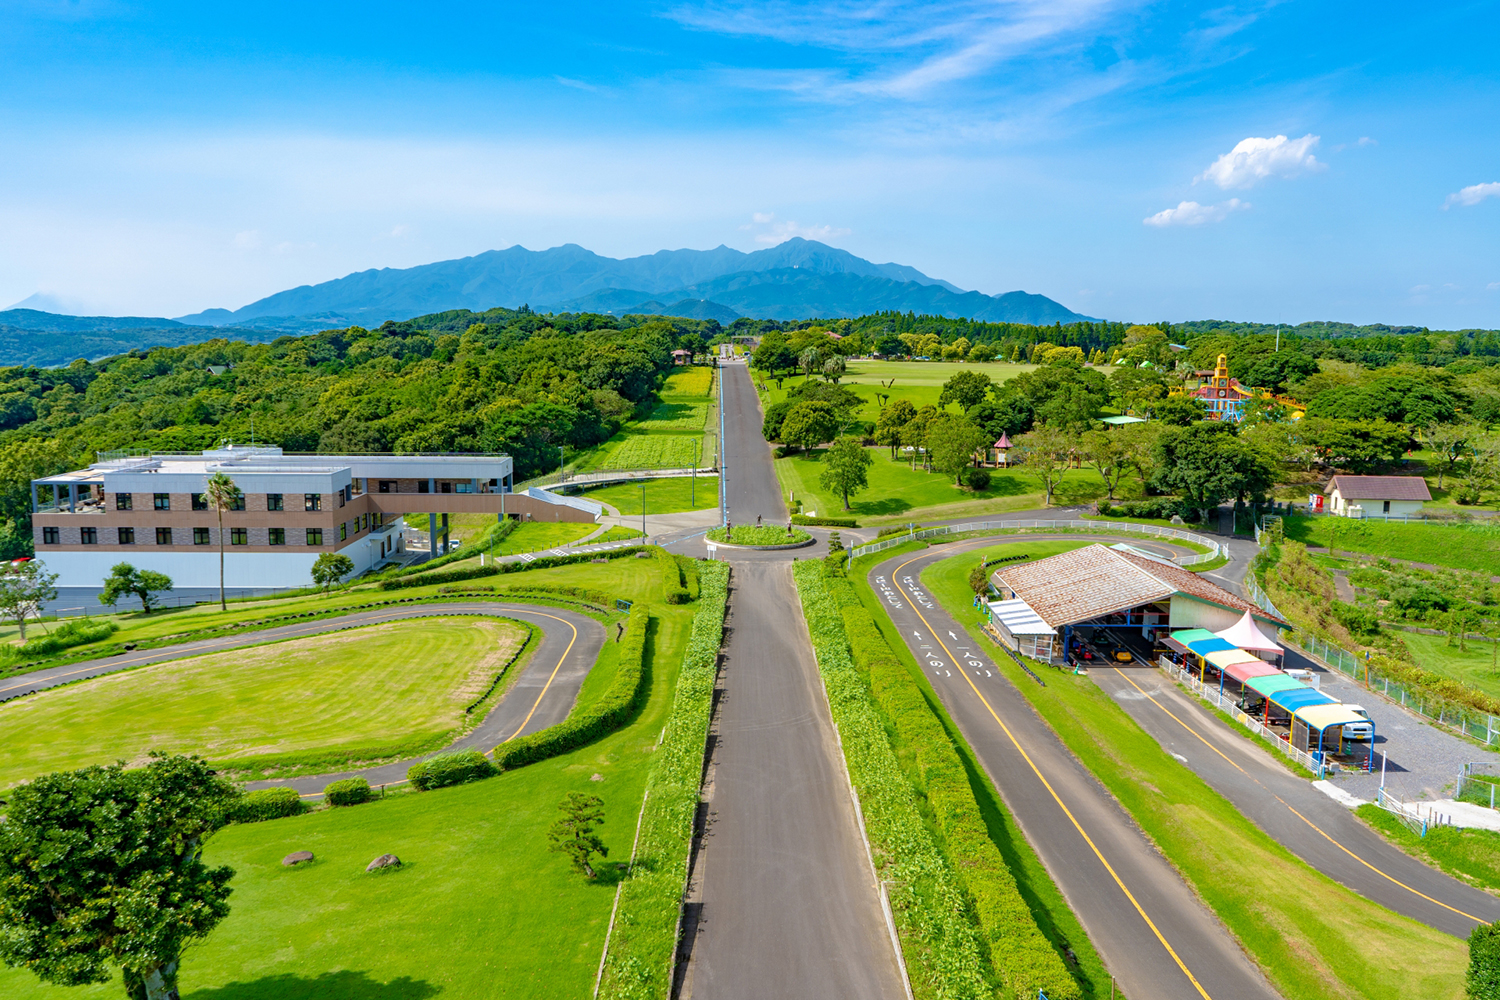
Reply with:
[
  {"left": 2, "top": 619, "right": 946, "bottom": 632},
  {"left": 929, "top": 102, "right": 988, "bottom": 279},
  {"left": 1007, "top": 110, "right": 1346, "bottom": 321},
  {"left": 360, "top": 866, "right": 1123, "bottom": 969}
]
[
  {"left": 680, "top": 359, "right": 906, "bottom": 1000},
  {"left": 871, "top": 541, "right": 1282, "bottom": 1000},
  {"left": 0, "top": 602, "right": 604, "bottom": 795}
]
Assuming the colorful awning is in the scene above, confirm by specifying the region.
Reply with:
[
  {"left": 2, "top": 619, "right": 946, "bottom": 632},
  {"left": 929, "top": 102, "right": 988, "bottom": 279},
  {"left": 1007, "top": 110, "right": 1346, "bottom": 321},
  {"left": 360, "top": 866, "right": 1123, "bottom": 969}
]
[
  {"left": 1214, "top": 609, "right": 1284, "bottom": 653},
  {"left": 1224, "top": 659, "right": 1283, "bottom": 684},
  {"left": 1294, "top": 704, "right": 1369, "bottom": 730},
  {"left": 1245, "top": 674, "right": 1306, "bottom": 697},
  {"left": 1185, "top": 637, "right": 1237, "bottom": 656},
  {"left": 1269, "top": 687, "right": 1335, "bottom": 712},
  {"left": 1168, "top": 629, "right": 1219, "bottom": 646},
  {"left": 1204, "top": 649, "right": 1263, "bottom": 671}
]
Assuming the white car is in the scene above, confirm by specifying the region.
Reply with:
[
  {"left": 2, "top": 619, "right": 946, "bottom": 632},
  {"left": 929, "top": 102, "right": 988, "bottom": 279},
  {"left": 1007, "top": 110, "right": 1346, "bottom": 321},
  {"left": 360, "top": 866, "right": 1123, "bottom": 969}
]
[{"left": 1341, "top": 705, "right": 1373, "bottom": 742}]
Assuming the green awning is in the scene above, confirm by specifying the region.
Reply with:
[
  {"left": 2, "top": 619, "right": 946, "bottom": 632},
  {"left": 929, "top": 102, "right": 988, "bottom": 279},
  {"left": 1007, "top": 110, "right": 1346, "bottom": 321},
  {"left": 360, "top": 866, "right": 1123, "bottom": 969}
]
[{"left": 1245, "top": 674, "right": 1306, "bottom": 697}]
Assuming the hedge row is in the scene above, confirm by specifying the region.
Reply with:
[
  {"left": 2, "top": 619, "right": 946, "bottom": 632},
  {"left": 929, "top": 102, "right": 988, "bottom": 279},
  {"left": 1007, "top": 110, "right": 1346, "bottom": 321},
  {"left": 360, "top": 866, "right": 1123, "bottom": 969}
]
[
  {"left": 379, "top": 545, "right": 654, "bottom": 591},
  {"left": 491, "top": 604, "right": 653, "bottom": 769},
  {"left": 384, "top": 515, "right": 519, "bottom": 578},
  {"left": 408, "top": 749, "right": 497, "bottom": 790},
  {"left": 324, "top": 777, "right": 372, "bottom": 806},
  {"left": 379, "top": 564, "right": 501, "bottom": 590},
  {"left": 828, "top": 578, "right": 1081, "bottom": 999},
  {"left": 230, "top": 786, "right": 307, "bottom": 823},
  {"left": 598, "top": 560, "right": 728, "bottom": 1000},
  {"left": 793, "top": 561, "right": 991, "bottom": 1000},
  {"left": 792, "top": 514, "right": 858, "bottom": 527},
  {"left": 9, "top": 620, "right": 118, "bottom": 660}
]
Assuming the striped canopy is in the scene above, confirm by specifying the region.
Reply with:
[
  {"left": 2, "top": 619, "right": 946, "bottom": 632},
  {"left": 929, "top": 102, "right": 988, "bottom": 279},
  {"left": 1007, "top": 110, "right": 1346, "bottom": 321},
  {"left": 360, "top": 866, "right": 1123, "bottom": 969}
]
[
  {"left": 1204, "top": 649, "right": 1263, "bottom": 670},
  {"left": 1169, "top": 629, "right": 1219, "bottom": 645},
  {"left": 1224, "top": 659, "right": 1282, "bottom": 684},
  {"left": 1269, "top": 687, "right": 1336, "bottom": 712},
  {"left": 1294, "top": 704, "right": 1369, "bottom": 730},
  {"left": 1245, "top": 674, "right": 1306, "bottom": 697},
  {"left": 1185, "top": 637, "right": 1237, "bottom": 656}
]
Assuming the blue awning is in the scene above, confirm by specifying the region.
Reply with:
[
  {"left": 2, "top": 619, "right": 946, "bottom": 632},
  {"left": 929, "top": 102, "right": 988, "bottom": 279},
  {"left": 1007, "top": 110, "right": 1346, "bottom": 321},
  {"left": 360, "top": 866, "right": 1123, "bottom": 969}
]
[
  {"left": 1268, "top": 688, "right": 1336, "bottom": 712},
  {"left": 1185, "top": 637, "right": 1237, "bottom": 656}
]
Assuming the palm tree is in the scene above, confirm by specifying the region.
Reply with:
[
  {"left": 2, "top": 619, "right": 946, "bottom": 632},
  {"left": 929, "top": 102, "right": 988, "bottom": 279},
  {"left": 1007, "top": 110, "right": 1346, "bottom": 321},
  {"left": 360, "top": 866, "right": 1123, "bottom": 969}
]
[{"left": 203, "top": 471, "right": 242, "bottom": 611}]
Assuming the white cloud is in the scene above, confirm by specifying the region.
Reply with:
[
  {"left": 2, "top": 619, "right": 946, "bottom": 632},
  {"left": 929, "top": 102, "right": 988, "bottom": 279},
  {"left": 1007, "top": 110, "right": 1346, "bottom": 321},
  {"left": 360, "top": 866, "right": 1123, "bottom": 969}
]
[
  {"left": 1143, "top": 198, "right": 1248, "bottom": 227},
  {"left": 1443, "top": 182, "right": 1500, "bottom": 209},
  {"left": 1358, "top": 136, "right": 1376, "bottom": 146},
  {"left": 1196, "top": 134, "right": 1323, "bottom": 190},
  {"left": 1489, "top": 282, "right": 1500, "bottom": 292},
  {"left": 751, "top": 211, "right": 774, "bottom": 224},
  {"left": 231, "top": 229, "right": 262, "bottom": 250},
  {"left": 742, "top": 212, "right": 852, "bottom": 244}
]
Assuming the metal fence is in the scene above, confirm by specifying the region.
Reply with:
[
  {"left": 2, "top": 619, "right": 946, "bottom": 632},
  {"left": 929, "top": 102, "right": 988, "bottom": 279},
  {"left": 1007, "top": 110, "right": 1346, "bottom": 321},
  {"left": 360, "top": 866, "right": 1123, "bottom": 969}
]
[
  {"left": 1157, "top": 657, "right": 1328, "bottom": 777},
  {"left": 850, "top": 519, "right": 1223, "bottom": 566},
  {"left": 1376, "top": 787, "right": 1451, "bottom": 837},
  {"left": 1249, "top": 524, "right": 1500, "bottom": 747}
]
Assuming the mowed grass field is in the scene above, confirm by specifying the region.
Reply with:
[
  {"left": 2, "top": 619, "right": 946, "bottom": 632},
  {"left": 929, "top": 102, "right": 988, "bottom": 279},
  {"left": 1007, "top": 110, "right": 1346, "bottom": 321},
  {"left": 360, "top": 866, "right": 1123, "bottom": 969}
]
[
  {"left": 577, "top": 365, "right": 716, "bottom": 474},
  {"left": 0, "top": 618, "right": 527, "bottom": 788},
  {"left": 1283, "top": 515, "right": 1500, "bottom": 574},
  {"left": 920, "top": 547, "right": 1469, "bottom": 1000},
  {"left": 1399, "top": 631, "right": 1500, "bottom": 702},
  {"left": 758, "top": 359, "right": 1038, "bottom": 419},
  {"left": 776, "top": 445, "right": 1133, "bottom": 522},
  {"left": 0, "top": 559, "right": 699, "bottom": 1000},
  {"left": 582, "top": 475, "right": 718, "bottom": 514}
]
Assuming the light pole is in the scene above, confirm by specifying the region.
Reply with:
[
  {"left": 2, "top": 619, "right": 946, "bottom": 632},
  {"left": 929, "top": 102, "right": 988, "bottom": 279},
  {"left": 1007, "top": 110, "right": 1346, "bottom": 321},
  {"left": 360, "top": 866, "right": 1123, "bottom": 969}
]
[
  {"left": 639, "top": 481, "right": 647, "bottom": 541},
  {"left": 691, "top": 439, "right": 697, "bottom": 507}
]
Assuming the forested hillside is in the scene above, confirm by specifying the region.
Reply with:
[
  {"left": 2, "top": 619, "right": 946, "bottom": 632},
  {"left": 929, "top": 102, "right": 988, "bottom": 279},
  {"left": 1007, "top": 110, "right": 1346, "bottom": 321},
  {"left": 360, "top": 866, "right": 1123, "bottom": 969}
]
[{"left": 0, "top": 307, "right": 716, "bottom": 556}]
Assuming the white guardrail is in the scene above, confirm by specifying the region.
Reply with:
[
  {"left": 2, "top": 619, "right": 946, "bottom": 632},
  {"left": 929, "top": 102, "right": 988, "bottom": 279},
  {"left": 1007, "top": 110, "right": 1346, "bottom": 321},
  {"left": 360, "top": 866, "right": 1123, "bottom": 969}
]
[{"left": 850, "top": 519, "right": 1223, "bottom": 566}]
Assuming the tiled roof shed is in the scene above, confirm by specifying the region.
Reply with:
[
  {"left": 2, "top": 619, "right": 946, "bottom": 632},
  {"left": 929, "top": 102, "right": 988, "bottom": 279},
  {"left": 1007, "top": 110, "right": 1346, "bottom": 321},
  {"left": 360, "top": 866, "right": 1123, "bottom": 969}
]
[
  {"left": 991, "top": 544, "right": 1288, "bottom": 630},
  {"left": 1324, "top": 475, "right": 1432, "bottom": 501}
]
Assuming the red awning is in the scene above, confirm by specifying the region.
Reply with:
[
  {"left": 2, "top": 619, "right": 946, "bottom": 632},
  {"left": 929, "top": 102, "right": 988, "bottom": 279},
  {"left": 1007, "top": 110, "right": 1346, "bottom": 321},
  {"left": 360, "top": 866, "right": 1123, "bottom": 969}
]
[{"left": 1224, "top": 659, "right": 1282, "bottom": 684}]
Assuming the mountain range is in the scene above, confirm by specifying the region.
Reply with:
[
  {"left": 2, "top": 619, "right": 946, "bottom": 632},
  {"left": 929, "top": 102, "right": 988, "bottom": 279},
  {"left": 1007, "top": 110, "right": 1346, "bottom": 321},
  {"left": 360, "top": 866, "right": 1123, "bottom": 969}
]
[{"left": 1, "top": 239, "right": 1089, "bottom": 366}]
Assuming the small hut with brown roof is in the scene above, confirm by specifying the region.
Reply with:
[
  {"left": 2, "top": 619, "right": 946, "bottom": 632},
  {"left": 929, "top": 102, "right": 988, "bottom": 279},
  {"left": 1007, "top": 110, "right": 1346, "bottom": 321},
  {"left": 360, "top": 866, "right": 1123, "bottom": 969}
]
[{"left": 1324, "top": 475, "right": 1431, "bottom": 518}]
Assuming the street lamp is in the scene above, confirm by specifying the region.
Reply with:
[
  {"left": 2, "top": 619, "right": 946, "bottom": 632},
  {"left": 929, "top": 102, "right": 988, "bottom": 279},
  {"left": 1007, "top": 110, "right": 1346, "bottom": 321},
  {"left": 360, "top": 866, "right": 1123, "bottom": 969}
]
[{"left": 639, "top": 481, "right": 647, "bottom": 541}]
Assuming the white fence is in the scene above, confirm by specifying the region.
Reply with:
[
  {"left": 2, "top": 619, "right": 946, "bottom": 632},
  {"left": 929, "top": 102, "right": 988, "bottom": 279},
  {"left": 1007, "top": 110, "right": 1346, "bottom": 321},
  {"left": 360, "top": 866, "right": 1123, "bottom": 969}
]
[
  {"left": 1376, "top": 788, "right": 1452, "bottom": 837},
  {"left": 1157, "top": 658, "right": 1329, "bottom": 777},
  {"left": 851, "top": 519, "right": 1223, "bottom": 566}
]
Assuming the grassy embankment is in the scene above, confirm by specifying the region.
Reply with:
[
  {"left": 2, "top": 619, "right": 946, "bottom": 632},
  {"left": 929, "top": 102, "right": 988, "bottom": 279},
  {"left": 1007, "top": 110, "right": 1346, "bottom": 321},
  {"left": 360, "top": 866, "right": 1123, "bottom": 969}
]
[
  {"left": 0, "top": 553, "right": 704, "bottom": 1000},
  {"left": 574, "top": 365, "right": 717, "bottom": 474},
  {"left": 1283, "top": 515, "right": 1500, "bottom": 575},
  {"left": 1357, "top": 804, "right": 1500, "bottom": 893},
  {"left": 0, "top": 618, "right": 531, "bottom": 788},
  {"left": 920, "top": 546, "right": 1469, "bottom": 1000},
  {"left": 582, "top": 475, "right": 718, "bottom": 514},
  {"left": 1397, "top": 631, "right": 1500, "bottom": 704}
]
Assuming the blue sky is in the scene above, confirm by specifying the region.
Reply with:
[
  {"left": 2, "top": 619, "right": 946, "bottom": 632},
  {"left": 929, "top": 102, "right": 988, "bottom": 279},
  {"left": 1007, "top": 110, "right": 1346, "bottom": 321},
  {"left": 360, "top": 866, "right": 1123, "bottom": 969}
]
[{"left": 2, "top": 1, "right": 1498, "bottom": 328}]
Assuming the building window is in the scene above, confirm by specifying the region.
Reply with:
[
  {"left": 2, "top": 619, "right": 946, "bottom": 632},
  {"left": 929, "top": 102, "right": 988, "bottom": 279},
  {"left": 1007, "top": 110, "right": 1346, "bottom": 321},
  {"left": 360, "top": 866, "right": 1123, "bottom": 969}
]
[
  {"left": 307, "top": 528, "right": 323, "bottom": 546},
  {"left": 153, "top": 493, "right": 170, "bottom": 510},
  {"left": 339, "top": 523, "right": 348, "bottom": 541},
  {"left": 379, "top": 480, "right": 395, "bottom": 493},
  {"left": 456, "top": 482, "right": 472, "bottom": 493},
  {"left": 1383, "top": 500, "right": 1391, "bottom": 513},
  {"left": 229, "top": 494, "right": 245, "bottom": 511},
  {"left": 194, "top": 527, "right": 210, "bottom": 545},
  {"left": 156, "top": 527, "right": 172, "bottom": 545},
  {"left": 269, "top": 527, "right": 285, "bottom": 546},
  {"left": 81, "top": 527, "right": 97, "bottom": 545},
  {"left": 42, "top": 526, "right": 58, "bottom": 545},
  {"left": 440, "top": 481, "right": 451, "bottom": 494},
  {"left": 192, "top": 493, "right": 208, "bottom": 511},
  {"left": 115, "top": 493, "right": 133, "bottom": 511},
  {"left": 118, "top": 527, "right": 135, "bottom": 545},
  {"left": 374, "top": 512, "right": 384, "bottom": 527},
  {"left": 231, "top": 527, "right": 247, "bottom": 545},
  {"left": 418, "top": 480, "right": 430, "bottom": 494},
  {"left": 304, "top": 493, "right": 321, "bottom": 511},
  {"left": 267, "top": 493, "right": 284, "bottom": 511}
]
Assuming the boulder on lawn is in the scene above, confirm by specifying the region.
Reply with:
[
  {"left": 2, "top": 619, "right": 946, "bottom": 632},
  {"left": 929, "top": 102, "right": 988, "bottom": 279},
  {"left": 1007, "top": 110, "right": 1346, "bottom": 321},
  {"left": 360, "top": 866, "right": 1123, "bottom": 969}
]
[
  {"left": 366, "top": 853, "right": 401, "bottom": 872},
  {"left": 282, "top": 851, "right": 314, "bottom": 867}
]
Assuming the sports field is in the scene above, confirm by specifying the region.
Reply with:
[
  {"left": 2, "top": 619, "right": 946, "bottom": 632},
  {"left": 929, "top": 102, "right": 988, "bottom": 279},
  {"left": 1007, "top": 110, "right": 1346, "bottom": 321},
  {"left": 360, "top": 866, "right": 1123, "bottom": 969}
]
[{"left": 0, "top": 618, "right": 527, "bottom": 787}]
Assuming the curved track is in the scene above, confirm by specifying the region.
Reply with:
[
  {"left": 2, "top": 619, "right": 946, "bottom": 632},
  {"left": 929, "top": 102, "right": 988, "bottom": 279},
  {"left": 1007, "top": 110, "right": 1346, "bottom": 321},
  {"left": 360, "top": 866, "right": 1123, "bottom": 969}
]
[{"left": 0, "top": 602, "right": 606, "bottom": 795}]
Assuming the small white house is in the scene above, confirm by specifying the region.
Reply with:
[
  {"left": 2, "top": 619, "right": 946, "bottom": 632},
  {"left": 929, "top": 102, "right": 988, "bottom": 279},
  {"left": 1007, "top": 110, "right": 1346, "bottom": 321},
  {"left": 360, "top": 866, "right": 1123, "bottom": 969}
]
[{"left": 1325, "top": 475, "right": 1432, "bottom": 518}]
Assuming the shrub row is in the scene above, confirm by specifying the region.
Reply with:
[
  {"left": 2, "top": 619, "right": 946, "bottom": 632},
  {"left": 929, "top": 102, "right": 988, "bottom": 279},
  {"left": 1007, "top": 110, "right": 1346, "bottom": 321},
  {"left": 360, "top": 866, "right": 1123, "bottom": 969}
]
[
  {"left": 668, "top": 553, "right": 698, "bottom": 604},
  {"left": 877, "top": 523, "right": 923, "bottom": 539},
  {"left": 12, "top": 620, "right": 118, "bottom": 659},
  {"left": 598, "top": 560, "right": 728, "bottom": 1000},
  {"left": 792, "top": 514, "right": 858, "bottom": 528},
  {"left": 408, "top": 749, "right": 498, "bottom": 790},
  {"left": 464, "top": 623, "right": 535, "bottom": 714},
  {"left": 379, "top": 564, "right": 501, "bottom": 590},
  {"left": 1096, "top": 497, "right": 1185, "bottom": 520},
  {"left": 380, "top": 545, "right": 654, "bottom": 591},
  {"left": 384, "top": 516, "right": 519, "bottom": 578},
  {"left": 792, "top": 560, "right": 991, "bottom": 1000},
  {"left": 324, "top": 777, "right": 372, "bottom": 806},
  {"left": 230, "top": 786, "right": 308, "bottom": 823},
  {"left": 491, "top": 605, "right": 653, "bottom": 769},
  {"left": 828, "top": 576, "right": 1081, "bottom": 999}
]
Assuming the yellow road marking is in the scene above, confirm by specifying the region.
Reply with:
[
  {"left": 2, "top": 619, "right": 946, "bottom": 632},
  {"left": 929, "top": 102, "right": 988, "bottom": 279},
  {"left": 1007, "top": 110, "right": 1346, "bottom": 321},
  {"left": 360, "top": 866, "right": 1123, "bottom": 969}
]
[
  {"left": 1109, "top": 667, "right": 1489, "bottom": 925},
  {"left": 892, "top": 553, "right": 1214, "bottom": 1000},
  {"left": 499, "top": 613, "right": 578, "bottom": 742}
]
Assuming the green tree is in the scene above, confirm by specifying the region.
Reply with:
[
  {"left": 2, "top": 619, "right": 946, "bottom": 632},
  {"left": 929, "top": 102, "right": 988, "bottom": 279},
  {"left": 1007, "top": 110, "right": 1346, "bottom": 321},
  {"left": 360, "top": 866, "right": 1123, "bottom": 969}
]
[
  {"left": 1080, "top": 429, "right": 1131, "bottom": 501},
  {"left": 1015, "top": 424, "right": 1073, "bottom": 505},
  {"left": 1300, "top": 418, "right": 1410, "bottom": 473},
  {"left": 0, "top": 559, "right": 58, "bottom": 641},
  {"left": 874, "top": 399, "right": 917, "bottom": 458},
  {"left": 99, "top": 563, "right": 173, "bottom": 614},
  {"left": 1423, "top": 421, "right": 1477, "bottom": 489},
  {"left": 311, "top": 552, "right": 356, "bottom": 592},
  {"left": 0, "top": 754, "right": 237, "bottom": 1000},
  {"left": 203, "top": 471, "right": 242, "bottom": 612},
  {"left": 548, "top": 792, "right": 607, "bottom": 878},
  {"left": 780, "top": 401, "right": 839, "bottom": 452},
  {"left": 1152, "top": 422, "right": 1275, "bottom": 524},
  {"left": 1150, "top": 394, "right": 1207, "bottom": 426},
  {"left": 820, "top": 355, "right": 846, "bottom": 383},
  {"left": 1468, "top": 917, "right": 1500, "bottom": 999},
  {"left": 926, "top": 415, "right": 988, "bottom": 486},
  {"left": 819, "top": 436, "right": 874, "bottom": 509},
  {"left": 1115, "top": 421, "right": 1165, "bottom": 488},
  {"left": 939, "top": 370, "right": 992, "bottom": 411}
]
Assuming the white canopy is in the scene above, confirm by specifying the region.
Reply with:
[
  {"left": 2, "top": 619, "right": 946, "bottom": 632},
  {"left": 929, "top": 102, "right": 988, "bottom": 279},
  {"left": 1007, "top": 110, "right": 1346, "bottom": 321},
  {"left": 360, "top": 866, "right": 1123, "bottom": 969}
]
[{"left": 1214, "top": 609, "right": 1283, "bottom": 653}]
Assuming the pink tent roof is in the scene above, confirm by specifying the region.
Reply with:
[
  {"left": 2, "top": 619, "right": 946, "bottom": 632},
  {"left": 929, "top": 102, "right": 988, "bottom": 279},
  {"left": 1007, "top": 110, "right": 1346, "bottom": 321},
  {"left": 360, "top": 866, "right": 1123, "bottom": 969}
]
[
  {"left": 995, "top": 433, "right": 1012, "bottom": 449},
  {"left": 1214, "top": 610, "right": 1283, "bottom": 653}
]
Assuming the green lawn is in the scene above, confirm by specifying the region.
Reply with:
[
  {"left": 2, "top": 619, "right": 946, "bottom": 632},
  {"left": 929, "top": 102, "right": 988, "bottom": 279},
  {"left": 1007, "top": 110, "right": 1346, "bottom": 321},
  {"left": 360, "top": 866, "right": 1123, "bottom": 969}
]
[
  {"left": 1357, "top": 804, "right": 1500, "bottom": 893},
  {"left": 776, "top": 445, "right": 1129, "bottom": 522},
  {"left": 920, "top": 547, "right": 1469, "bottom": 1000},
  {"left": 1399, "top": 631, "right": 1500, "bottom": 703},
  {"left": 582, "top": 475, "right": 718, "bottom": 514},
  {"left": 758, "top": 359, "right": 1038, "bottom": 419},
  {"left": 498, "top": 521, "right": 598, "bottom": 553},
  {"left": 1282, "top": 515, "right": 1500, "bottom": 574},
  {"left": 592, "top": 526, "right": 645, "bottom": 543},
  {"left": 0, "top": 597, "right": 697, "bottom": 1000},
  {"left": 570, "top": 366, "right": 716, "bottom": 475},
  {"left": 0, "top": 618, "right": 528, "bottom": 788}
]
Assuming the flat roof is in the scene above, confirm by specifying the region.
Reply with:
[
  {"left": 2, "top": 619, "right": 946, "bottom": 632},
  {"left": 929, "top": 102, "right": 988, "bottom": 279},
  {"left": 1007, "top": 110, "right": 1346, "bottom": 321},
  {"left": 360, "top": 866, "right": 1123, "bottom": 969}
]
[
  {"left": 1294, "top": 704, "right": 1369, "bottom": 730},
  {"left": 988, "top": 598, "right": 1056, "bottom": 636}
]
